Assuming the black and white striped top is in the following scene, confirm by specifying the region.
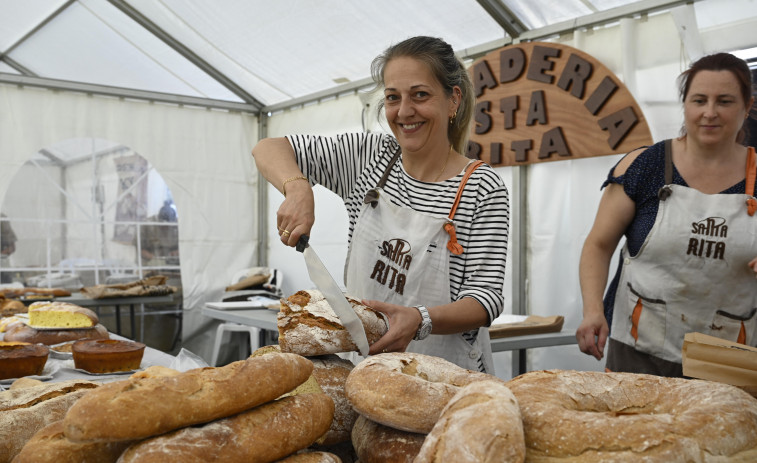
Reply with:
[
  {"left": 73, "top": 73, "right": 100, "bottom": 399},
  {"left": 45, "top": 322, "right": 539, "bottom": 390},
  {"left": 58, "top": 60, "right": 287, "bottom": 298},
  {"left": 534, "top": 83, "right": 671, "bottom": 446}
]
[{"left": 287, "top": 132, "right": 509, "bottom": 366}]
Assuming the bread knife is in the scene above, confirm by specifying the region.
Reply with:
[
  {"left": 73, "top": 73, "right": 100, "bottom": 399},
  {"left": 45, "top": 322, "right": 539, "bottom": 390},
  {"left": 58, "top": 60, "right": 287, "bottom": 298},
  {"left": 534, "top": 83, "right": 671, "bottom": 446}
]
[{"left": 296, "top": 235, "right": 370, "bottom": 356}]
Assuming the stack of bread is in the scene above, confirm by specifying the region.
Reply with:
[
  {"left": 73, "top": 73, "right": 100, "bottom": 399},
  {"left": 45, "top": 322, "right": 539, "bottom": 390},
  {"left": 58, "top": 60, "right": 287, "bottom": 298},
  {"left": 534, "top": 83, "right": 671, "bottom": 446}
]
[
  {"left": 3, "top": 301, "right": 110, "bottom": 345},
  {"left": 6, "top": 353, "right": 337, "bottom": 463}
]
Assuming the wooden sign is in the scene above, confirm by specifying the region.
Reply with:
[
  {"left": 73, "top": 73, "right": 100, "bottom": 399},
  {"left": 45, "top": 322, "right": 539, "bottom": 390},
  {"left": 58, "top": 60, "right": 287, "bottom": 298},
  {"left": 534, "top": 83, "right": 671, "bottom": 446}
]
[{"left": 466, "top": 42, "right": 653, "bottom": 166}]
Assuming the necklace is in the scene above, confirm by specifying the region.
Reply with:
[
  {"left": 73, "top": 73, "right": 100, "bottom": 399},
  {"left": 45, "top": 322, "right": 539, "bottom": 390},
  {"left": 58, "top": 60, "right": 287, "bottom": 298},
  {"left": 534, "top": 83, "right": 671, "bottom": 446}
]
[{"left": 434, "top": 145, "right": 452, "bottom": 182}]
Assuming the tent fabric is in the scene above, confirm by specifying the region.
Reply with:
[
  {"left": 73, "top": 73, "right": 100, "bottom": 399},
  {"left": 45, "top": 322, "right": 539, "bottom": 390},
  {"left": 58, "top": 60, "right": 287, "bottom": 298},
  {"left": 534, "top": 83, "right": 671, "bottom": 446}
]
[{"left": 0, "top": 83, "right": 259, "bottom": 359}]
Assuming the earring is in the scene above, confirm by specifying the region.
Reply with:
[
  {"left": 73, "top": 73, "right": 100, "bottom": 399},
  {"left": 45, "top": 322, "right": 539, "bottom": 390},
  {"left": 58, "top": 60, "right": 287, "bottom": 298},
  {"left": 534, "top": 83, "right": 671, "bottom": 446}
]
[{"left": 449, "top": 110, "right": 457, "bottom": 125}]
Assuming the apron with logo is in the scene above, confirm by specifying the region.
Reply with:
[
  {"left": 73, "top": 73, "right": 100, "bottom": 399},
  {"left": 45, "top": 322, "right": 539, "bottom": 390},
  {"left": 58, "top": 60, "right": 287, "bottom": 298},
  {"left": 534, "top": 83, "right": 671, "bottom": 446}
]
[
  {"left": 610, "top": 141, "right": 757, "bottom": 371},
  {"left": 345, "top": 152, "right": 494, "bottom": 373}
]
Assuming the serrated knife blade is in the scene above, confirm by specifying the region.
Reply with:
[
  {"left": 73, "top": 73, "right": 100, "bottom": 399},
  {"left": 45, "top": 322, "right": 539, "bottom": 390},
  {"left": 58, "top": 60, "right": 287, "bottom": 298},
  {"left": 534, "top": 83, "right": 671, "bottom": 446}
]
[{"left": 297, "top": 235, "right": 370, "bottom": 356}]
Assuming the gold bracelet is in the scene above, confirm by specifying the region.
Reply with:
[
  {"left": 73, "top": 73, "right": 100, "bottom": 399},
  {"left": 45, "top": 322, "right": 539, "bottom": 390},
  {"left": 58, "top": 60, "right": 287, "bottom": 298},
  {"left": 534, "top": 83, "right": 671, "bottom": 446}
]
[{"left": 282, "top": 175, "right": 308, "bottom": 196}]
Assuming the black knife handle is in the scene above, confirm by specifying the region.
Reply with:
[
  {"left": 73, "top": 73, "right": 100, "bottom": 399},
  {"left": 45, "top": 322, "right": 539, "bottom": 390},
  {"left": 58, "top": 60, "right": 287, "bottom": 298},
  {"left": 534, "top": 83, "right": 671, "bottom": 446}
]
[{"left": 296, "top": 235, "right": 310, "bottom": 253}]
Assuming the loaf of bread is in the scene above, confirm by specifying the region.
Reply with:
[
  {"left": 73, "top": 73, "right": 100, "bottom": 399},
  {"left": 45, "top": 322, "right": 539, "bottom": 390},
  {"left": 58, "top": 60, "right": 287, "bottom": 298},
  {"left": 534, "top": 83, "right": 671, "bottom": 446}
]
[
  {"left": 0, "top": 297, "right": 26, "bottom": 317},
  {"left": 117, "top": 392, "right": 335, "bottom": 463},
  {"left": 27, "top": 302, "right": 98, "bottom": 328},
  {"left": 310, "top": 354, "right": 358, "bottom": 445},
  {"left": 277, "top": 451, "right": 343, "bottom": 462},
  {"left": 64, "top": 352, "right": 314, "bottom": 443},
  {"left": 4, "top": 322, "right": 109, "bottom": 345},
  {"left": 414, "top": 380, "right": 525, "bottom": 463},
  {"left": 345, "top": 352, "right": 504, "bottom": 433},
  {"left": 72, "top": 339, "right": 145, "bottom": 373},
  {"left": 13, "top": 420, "right": 132, "bottom": 463},
  {"left": 278, "top": 289, "right": 387, "bottom": 356},
  {"left": 351, "top": 414, "right": 426, "bottom": 463},
  {"left": 0, "top": 380, "right": 99, "bottom": 463},
  {"left": 0, "top": 341, "right": 49, "bottom": 380}
]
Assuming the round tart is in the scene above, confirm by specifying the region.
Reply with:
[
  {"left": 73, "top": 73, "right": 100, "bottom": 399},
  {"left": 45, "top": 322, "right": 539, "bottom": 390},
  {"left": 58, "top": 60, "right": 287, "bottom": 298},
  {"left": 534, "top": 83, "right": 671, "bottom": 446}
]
[
  {"left": 72, "top": 339, "right": 145, "bottom": 373},
  {"left": 0, "top": 341, "right": 50, "bottom": 380}
]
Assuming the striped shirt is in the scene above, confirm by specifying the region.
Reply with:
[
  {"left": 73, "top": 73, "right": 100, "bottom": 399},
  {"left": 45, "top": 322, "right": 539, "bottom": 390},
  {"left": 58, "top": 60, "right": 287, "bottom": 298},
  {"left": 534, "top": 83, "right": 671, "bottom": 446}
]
[{"left": 287, "top": 133, "right": 509, "bottom": 369}]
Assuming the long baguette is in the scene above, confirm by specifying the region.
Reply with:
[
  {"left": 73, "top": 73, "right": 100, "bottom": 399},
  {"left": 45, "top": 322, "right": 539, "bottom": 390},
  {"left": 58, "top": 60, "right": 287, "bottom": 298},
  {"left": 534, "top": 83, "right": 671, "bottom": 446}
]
[
  {"left": 0, "top": 380, "right": 99, "bottom": 463},
  {"left": 64, "top": 352, "right": 313, "bottom": 443},
  {"left": 117, "top": 392, "right": 334, "bottom": 463},
  {"left": 13, "top": 420, "right": 131, "bottom": 463}
]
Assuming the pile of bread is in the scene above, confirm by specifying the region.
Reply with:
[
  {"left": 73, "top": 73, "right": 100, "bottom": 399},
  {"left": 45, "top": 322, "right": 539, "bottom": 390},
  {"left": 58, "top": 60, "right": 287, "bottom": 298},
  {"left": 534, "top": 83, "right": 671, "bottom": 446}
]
[{"left": 2, "top": 288, "right": 757, "bottom": 462}]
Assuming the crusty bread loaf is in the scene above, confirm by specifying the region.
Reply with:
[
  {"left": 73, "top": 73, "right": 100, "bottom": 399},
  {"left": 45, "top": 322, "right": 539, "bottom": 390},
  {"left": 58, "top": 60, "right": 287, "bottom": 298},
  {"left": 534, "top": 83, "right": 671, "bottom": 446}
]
[
  {"left": 4, "top": 322, "right": 109, "bottom": 345},
  {"left": 506, "top": 370, "right": 757, "bottom": 461},
  {"left": 0, "top": 297, "right": 26, "bottom": 317},
  {"left": 277, "top": 451, "right": 343, "bottom": 462},
  {"left": 278, "top": 290, "right": 387, "bottom": 356},
  {"left": 8, "top": 377, "right": 44, "bottom": 390},
  {"left": 345, "top": 352, "right": 504, "bottom": 433},
  {"left": 310, "top": 354, "right": 357, "bottom": 445},
  {"left": 0, "top": 380, "right": 99, "bottom": 463},
  {"left": 414, "top": 380, "right": 525, "bottom": 463},
  {"left": 27, "top": 302, "right": 98, "bottom": 328},
  {"left": 13, "top": 420, "right": 131, "bottom": 463},
  {"left": 64, "top": 352, "right": 314, "bottom": 443},
  {"left": 351, "top": 414, "right": 425, "bottom": 463},
  {"left": 117, "top": 393, "right": 335, "bottom": 463}
]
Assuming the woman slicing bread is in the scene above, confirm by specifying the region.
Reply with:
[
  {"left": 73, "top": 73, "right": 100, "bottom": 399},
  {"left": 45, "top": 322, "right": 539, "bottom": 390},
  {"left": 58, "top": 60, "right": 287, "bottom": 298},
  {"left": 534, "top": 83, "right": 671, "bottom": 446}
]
[
  {"left": 576, "top": 52, "right": 757, "bottom": 376},
  {"left": 252, "top": 36, "right": 509, "bottom": 373}
]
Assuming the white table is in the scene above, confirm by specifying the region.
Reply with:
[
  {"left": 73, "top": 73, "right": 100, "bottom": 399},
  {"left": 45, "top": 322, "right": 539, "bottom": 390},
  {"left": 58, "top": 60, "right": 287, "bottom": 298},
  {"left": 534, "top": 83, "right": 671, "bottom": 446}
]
[{"left": 201, "top": 304, "right": 577, "bottom": 376}]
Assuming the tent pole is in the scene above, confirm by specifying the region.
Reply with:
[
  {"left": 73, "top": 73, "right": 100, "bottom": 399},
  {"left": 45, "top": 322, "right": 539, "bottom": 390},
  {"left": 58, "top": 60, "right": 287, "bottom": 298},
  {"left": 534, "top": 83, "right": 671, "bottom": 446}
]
[{"left": 256, "top": 113, "right": 269, "bottom": 268}]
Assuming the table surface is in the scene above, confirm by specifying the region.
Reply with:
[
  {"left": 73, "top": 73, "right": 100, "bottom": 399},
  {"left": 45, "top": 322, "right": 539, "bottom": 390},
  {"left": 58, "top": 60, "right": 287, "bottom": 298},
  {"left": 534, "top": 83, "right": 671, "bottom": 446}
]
[
  {"left": 201, "top": 304, "right": 577, "bottom": 353},
  {"left": 0, "top": 332, "right": 177, "bottom": 388}
]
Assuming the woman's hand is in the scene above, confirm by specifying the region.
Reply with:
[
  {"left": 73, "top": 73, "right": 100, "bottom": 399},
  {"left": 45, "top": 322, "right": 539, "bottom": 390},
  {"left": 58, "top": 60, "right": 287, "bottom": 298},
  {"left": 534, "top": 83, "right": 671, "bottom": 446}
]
[
  {"left": 749, "top": 257, "right": 757, "bottom": 278},
  {"left": 575, "top": 309, "right": 609, "bottom": 361},
  {"left": 276, "top": 181, "right": 315, "bottom": 247},
  {"left": 363, "top": 300, "right": 422, "bottom": 355}
]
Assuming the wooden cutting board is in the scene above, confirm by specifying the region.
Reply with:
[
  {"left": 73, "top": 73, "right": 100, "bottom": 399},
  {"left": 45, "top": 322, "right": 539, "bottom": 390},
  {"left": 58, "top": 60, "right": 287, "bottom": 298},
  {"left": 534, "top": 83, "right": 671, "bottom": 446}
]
[{"left": 489, "top": 315, "right": 564, "bottom": 339}]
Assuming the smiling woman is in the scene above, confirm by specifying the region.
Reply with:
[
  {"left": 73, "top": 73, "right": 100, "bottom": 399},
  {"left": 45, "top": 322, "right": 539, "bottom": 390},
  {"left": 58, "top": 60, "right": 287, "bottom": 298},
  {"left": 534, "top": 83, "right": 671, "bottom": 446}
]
[
  {"left": 575, "top": 52, "right": 757, "bottom": 377},
  {"left": 251, "top": 36, "right": 510, "bottom": 373}
]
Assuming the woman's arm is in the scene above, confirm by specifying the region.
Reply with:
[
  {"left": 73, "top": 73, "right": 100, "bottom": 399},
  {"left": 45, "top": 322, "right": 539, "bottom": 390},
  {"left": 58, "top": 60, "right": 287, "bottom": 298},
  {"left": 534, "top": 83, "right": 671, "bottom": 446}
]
[{"left": 251, "top": 137, "right": 315, "bottom": 246}]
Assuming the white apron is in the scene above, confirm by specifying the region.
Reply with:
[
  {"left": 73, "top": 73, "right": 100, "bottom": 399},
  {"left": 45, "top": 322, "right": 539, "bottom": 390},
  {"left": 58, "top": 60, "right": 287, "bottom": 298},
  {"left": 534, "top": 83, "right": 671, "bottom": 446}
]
[
  {"left": 611, "top": 144, "right": 757, "bottom": 364},
  {"left": 345, "top": 155, "right": 494, "bottom": 373}
]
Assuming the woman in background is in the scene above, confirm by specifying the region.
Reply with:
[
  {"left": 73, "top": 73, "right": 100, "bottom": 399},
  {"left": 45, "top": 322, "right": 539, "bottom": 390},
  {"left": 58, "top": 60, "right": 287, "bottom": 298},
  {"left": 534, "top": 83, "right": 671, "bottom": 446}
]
[
  {"left": 252, "top": 36, "right": 509, "bottom": 373},
  {"left": 576, "top": 52, "right": 756, "bottom": 376}
]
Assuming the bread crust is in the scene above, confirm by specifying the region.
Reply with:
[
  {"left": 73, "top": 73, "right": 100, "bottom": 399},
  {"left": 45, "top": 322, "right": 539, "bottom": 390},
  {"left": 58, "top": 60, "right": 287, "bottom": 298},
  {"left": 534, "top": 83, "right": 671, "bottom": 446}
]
[
  {"left": 345, "top": 352, "right": 504, "bottom": 433},
  {"left": 507, "top": 370, "right": 757, "bottom": 462},
  {"left": 0, "top": 380, "right": 99, "bottom": 463},
  {"left": 4, "top": 323, "right": 109, "bottom": 345},
  {"left": 13, "top": 420, "right": 131, "bottom": 463},
  {"left": 117, "top": 393, "right": 335, "bottom": 463},
  {"left": 414, "top": 380, "right": 525, "bottom": 463},
  {"left": 310, "top": 355, "right": 357, "bottom": 445},
  {"left": 63, "top": 352, "right": 314, "bottom": 443},
  {"left": 351, "top": 414, "right": 425, "bottom": 463},
  {"left": 278, "top": 290, "right": 387, "bottom": 356}
]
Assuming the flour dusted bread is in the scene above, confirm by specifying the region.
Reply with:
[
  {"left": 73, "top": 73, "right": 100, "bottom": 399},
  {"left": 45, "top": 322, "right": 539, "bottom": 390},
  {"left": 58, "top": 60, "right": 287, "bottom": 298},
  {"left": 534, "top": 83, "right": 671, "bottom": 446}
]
[
  {"left": 310, "top": 354, "right": 357, "bottom": 445},
  {"left": 0, "top": 379, "right": 98, "bottom": 463},
  {"left": 117, "top": 392, "right": 335, "bottom": 463},
  {"left": 277, "top": 451, "right": 343, "bottom": 462},
  {"left": 345, "top": 352, "right": 504, "bottom": 433},
  {"left": 13, "top": 420, "right": 132, "bottom": 463},
  {"left": 278, "top": 289, "right": 387, "bottom": 356},
  {"left": 64, "top": 352, "right": 314, "bottom": 443},
  {"left": 27, "top": 301, "right": 98, "bottom": 328},
  {"left": 506, "top": 370, "right": 757, "bottom": 462},
  {"left": 414, "top": 380, "right": 525, "bottom": 463},
  {"left": 351, "top": 414, "right": 425, "bottom": 463}
]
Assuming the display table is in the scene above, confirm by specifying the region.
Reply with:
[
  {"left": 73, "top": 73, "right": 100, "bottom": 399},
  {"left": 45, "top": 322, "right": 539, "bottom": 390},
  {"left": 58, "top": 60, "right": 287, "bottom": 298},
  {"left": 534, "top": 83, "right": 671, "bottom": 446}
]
[
  {"left": 47, "top": 292, "right": 182, "bottom": 347},
  {"left": 0, "top": 333, "right": 176, "bottom": 388},
  {"left": 201, "top": 305, "right": 578, "bottom": 377}
]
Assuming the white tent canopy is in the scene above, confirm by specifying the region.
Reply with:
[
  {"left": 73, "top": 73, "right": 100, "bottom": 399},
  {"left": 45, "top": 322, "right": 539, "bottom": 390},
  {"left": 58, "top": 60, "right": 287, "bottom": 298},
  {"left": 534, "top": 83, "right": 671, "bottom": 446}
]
[{"left": 1, "top": 0, "right": 756, "bottom": 374}]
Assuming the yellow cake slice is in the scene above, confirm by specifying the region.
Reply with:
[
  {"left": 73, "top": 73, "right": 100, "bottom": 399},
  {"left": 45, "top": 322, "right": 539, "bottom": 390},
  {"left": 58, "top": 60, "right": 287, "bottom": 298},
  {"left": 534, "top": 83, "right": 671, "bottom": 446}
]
[{"left": 28, "top": 302, "right": 99, "bottom": 328}]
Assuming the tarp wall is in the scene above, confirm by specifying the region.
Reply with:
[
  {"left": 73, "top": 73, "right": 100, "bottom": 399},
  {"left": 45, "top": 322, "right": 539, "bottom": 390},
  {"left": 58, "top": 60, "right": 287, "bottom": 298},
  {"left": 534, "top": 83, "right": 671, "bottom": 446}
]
[{"left": 0, "top": 84, "right": 259, "bottom": 360}]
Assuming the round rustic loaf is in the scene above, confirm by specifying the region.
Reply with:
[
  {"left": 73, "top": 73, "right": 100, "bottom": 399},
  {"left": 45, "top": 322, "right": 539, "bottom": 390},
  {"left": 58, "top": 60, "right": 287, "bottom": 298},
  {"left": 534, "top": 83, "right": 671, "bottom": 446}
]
[
  {"left": 414, "top": 380, "right": 525, "bottom": 463},
  {"left": 506, "top": 370, "right": 757, "bottom": 462},
  {"left": 344, "top": 352, "right": 504, "bottom": 433},
  {"left": 310, "top": 354, "right": 358, "bottom": 445},
  {"left": 278, "top": 289, "right": 387, "bottom": 356},
  {"left": 351, "top": 414, "right": 426, "bottom": 463},
  {"left": 4, "top": 322, "right": 109, "bottom": 345}
]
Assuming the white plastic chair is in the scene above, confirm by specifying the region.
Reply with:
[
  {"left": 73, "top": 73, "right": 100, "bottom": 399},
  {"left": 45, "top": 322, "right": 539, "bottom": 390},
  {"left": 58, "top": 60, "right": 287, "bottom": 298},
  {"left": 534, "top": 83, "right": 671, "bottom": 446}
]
[{"left": 209, "top": 268, "right": 282, "bottom": 366}]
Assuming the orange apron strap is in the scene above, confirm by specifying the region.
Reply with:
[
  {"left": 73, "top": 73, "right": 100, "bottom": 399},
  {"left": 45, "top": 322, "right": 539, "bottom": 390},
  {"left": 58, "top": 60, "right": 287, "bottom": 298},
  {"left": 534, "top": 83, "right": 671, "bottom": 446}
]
[
  {"left": 746, "top": 147, "right": 756, "bottom": 216},
  {"left": 737, "top": 321, "right": 747, "bottom": 344},
  {"left": 630, "top": 298, "right": 643, "bottom": 342},
  {"left": 444, "top": 160, "right": 485, "bottom": 255}
]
